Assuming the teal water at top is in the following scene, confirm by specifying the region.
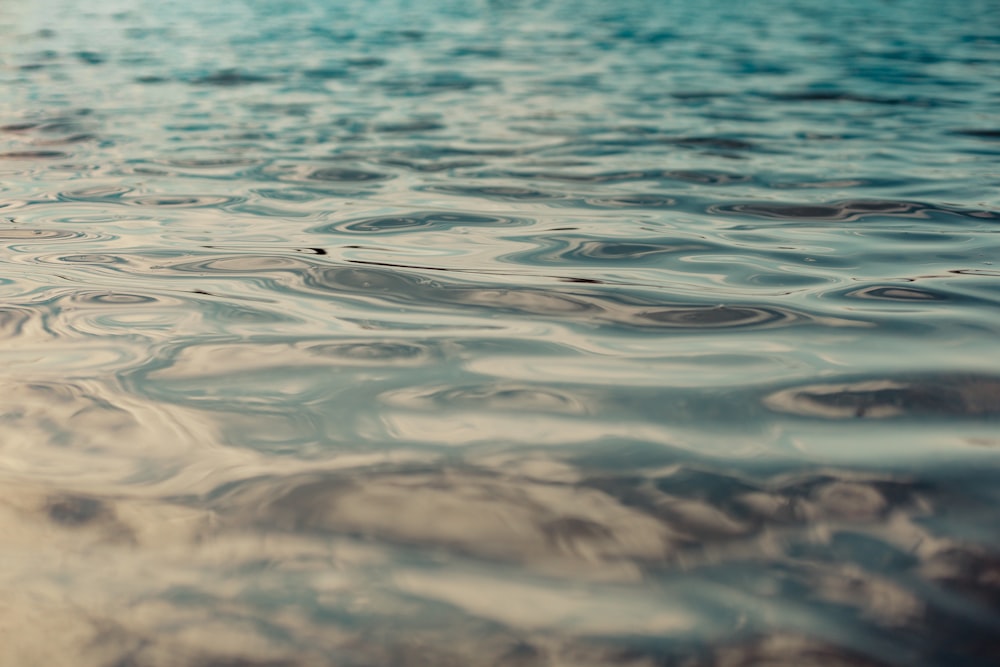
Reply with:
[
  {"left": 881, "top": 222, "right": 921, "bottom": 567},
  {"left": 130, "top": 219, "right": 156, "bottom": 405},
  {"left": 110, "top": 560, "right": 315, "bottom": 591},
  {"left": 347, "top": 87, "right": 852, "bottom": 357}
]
[{"left": 1, "top": 0, "right": 999, "bottom": 665}]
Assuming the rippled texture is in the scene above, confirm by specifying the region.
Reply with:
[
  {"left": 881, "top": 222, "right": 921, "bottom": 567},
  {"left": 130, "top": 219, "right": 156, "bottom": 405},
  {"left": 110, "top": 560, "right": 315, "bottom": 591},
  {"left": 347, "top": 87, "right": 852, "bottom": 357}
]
[{"left": 1, "top": 0, "right": 999, "bottom": 665}]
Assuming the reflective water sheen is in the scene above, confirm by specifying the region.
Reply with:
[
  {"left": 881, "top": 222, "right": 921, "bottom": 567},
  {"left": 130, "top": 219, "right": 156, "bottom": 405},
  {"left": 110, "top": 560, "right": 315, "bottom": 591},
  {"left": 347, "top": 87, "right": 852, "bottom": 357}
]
[{"left": 1, "top": 0, "right": 999, "bottom": 664}]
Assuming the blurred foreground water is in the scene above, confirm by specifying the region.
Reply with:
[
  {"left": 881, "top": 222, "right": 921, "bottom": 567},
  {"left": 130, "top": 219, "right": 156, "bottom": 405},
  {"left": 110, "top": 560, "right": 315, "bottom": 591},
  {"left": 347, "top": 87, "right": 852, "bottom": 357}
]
[{"left": 1, "top": 0, "right": 999, "bottom": 664}]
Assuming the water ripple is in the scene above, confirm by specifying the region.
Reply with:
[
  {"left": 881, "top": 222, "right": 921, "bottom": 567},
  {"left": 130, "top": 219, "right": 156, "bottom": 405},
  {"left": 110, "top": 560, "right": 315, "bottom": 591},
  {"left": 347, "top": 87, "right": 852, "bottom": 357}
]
[
  {"left": 302, "top": 266, "right": 817, "bottom": 332},
  {"left": 124, "top": 194, "right": 240, "bottom": 208},
  {"left": 711, "top": 199, "right": 1000, "bottom": 223},
  {"left": 314, "top": 210, "right": 529, "bottom": 234},
  {"left": 764, "top": 374, "right": 1000, "bottom": 419}
]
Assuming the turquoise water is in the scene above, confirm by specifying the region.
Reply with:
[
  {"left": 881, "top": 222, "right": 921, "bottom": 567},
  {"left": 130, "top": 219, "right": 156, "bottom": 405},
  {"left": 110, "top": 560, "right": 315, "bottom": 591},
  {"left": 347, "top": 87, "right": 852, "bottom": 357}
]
[{"left": 1, "top": 0, "right": 999, "bottom": 664}]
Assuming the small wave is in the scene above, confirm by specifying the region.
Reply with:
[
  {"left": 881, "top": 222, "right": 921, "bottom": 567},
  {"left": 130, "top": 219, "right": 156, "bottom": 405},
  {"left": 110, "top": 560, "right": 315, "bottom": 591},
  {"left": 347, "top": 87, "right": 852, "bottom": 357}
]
[
  {"left": 125, "top": 194, "right": 239, "bottom": 208},
  {"left": 162, "top": 254, "right": 315, "bottom": 274},
  {"left": 585, "top": 194, "right": 677, "bottom": 208},
  {"left": 0, "top": 150, "right": 68, "bottom": 159},
  {"left": 711, "top": 199, "right": 1000, "bottom": 222},
  {"left": 0, "top": 228, "right": 84, "bottom": 240},
  {"left": 307, "top": 167, "right": 391, "bottom": 182},
  {"left": 315, "top": 210, "right": 527, "bottom": 234},
  {"left": 764, "top": 375, "right": 1000, "bottom": 419},
  {"left": 422, "top": 184, "right": 564, "bottom": 201},
  {"left": 190, "top": 69, "right": 274, "bottom": 86}
]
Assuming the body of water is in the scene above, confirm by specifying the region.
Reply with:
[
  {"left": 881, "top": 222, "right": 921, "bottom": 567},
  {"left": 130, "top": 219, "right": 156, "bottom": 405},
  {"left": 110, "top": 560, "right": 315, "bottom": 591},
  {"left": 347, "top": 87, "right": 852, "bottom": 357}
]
[{"left": 1, "top": 0, "right": 999, "bottom": 665}]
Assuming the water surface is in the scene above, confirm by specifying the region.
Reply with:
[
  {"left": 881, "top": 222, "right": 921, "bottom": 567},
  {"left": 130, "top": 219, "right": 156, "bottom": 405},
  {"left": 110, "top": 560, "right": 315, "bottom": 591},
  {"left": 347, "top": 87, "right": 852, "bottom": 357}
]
[{"left": 1, "top": 1, "right": 999, "bottom": 665}]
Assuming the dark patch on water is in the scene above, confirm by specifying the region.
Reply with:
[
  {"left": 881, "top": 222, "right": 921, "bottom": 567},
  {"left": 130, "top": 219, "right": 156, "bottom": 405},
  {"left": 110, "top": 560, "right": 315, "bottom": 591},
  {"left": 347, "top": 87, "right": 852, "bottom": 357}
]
[
  {"left": 764, "top": 374, "right": 1000, "bottom": 419},
  {"left": 659, "top": 136, "right": 759, "bottom": 151},
  {"left": 637, "top": 305, "right": 795, "bottom": 328},
  {"left": 125, "top": 194, "right": 237, "bottom": 207},
  {"left": 305, "top": 167, "right": 389, "bottom": 182},
  {"left": 302, "top": 265, "right": 817, "bottom": 332},
  {"left": 307, "top": 340, "right": 433, "bottom": 363},
  {"left": 507, "top": 235, "right": 719, "bottom": 265},
  {"left": 302, "top": 66, "right": 350, "bottom": 79},
  {"left": 763, "top": 90, "right": 944, "bottom": 106},
  {"left": 0, "top": 307, "right": 32, "bottom": 337},
  {"left": 585, "top": 194, "right": 677, "bottom": 208},
  {"left": 192, "top": 69, "right": 274, "bottom": 86},
  {"left": 74, "top": 50, "right": 105, "bottom": 65},
  {"left": 1, "top": 122, "right": 40, "bottom": 132},
  {"left": 379, "top": 72, "right": 496, "bottom": 95},
  {"left": 838, "top": 285, "right": 960, "bottom": 303},
  {"left": 422, "top": 184, "right": 563, "bottom": 201},
  {"left": 952, "top": 129, "right": 1000, "bottom": 140},
  {"left": 316, "top": 210, "right": 526, "bottom": 234},
  {"left": 496, "top": 168, "right": 749, "bottom": 185},
  {"left": 375, "top": 119, "right": 446, "bottom": 133},
  {"left": 47, "top": 495, "right": 107, "bottom": 526},
  {"left": 73, "top": 291, "right": 159, "bottom": 306},
  {"left": 346, "top": 56, "right": 387, "bottom": 68},
  {"left": 0, "top": 150, "right": 68, "bottom": 159},
  {"left": 711, "top": 199, "right": 1000, "bottom": 222}
]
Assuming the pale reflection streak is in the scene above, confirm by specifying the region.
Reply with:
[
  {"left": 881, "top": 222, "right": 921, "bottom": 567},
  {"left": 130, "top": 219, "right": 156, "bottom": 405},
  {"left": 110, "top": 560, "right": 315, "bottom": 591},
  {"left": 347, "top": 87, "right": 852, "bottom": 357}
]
[{"left": 394, "top": 569, "right": 700, "bottom": 633}]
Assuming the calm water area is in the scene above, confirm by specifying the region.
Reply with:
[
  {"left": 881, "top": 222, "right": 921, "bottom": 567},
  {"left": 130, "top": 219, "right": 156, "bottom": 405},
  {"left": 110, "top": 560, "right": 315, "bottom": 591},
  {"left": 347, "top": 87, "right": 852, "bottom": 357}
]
[{"left": 1, "top": 0, "right": 999, "bottom": 664}]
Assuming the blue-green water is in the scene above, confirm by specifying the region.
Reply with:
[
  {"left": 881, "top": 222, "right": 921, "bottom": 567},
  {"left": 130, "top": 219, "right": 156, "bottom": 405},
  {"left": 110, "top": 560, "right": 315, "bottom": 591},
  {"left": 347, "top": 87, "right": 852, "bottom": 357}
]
[{"left": 1, "top": 0, "right": 999, "bottom": 664}]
